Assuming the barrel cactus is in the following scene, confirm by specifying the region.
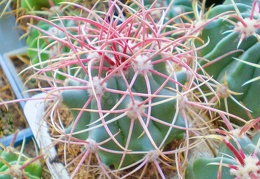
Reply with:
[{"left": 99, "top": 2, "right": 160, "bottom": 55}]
[
  {"left": 21, "top": 0, "right": 260, "bottom": 178},
  {"left": 24, "top": 1, "right": 205, "bottom": 177}
]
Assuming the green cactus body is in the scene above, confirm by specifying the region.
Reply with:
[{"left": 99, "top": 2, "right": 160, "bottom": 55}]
[
  {"left": 164, "top": 0, "right": 193, "bottom": 19},
  {"left": 224, "top": 0, "right": 255, "bottom": 6},
  {"left": 62, "top": 56, "right": 187, "bottom": 168},
  {"left": 252, "top": 131, "right": 260, "bottom": 144},
  {"left": 21, "top": 0, "right": 65, "bottom": 10},
  {"left": 186, "top": 157, "right": 236, "bottom": 179},
  {"left": 26, "top": 20, "right": 74, "bottom": 80},
  {"left": 214, "top": 46, "right": 260, "bottom": 120},
  {"left": 195, "top": 3, "right": 251, "bottom": 57},
  {"left": 217, "top": 133, "right": 259, "bottom": 158},
  {"left": 130, "top": 0, "right": 193, "bottom": 21},
  {"left": 26, "top": 21, "right": 52, "bottom": 65},
  {"left": 186, "top": 131, "right": 260, "bottom": 179},
  {"left": 196, "top": 1, "right": 260, "bottom": 122},
  {"left": 0, "top": 149, "right": 42, "bottom": 179}
]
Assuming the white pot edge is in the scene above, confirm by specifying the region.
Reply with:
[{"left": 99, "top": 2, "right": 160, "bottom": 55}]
[{"left": 24, "top": 93, "right": 70, "bottom": 179}]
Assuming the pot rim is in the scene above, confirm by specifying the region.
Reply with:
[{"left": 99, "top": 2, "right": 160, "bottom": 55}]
[{"left": 24, "top": 92, "right": 70, "bottom": 179}]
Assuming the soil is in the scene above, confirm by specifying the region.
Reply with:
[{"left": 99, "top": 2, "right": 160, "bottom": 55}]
[{"left": 0, "top": 65, "right": 27, "bottom": 137}]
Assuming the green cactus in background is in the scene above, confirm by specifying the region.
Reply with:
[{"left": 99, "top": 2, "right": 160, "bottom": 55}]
[
  {"left": 26, "top": 19, "right": 74, "bottom": 80},
  {"left": 186, "top": 118, "right": 260, "bottom": 179},
  {"left": 0, "top": 136, "right": 42, "bottom": 179},
  {"left": 195, "top": 0, "right": 260, "bottom": 123},
  {"left": 0, "top": 149, "right": 42, "bottom": 179},
  {"left": 20, "top": 0, "right": 65, "bottom": 10}
]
